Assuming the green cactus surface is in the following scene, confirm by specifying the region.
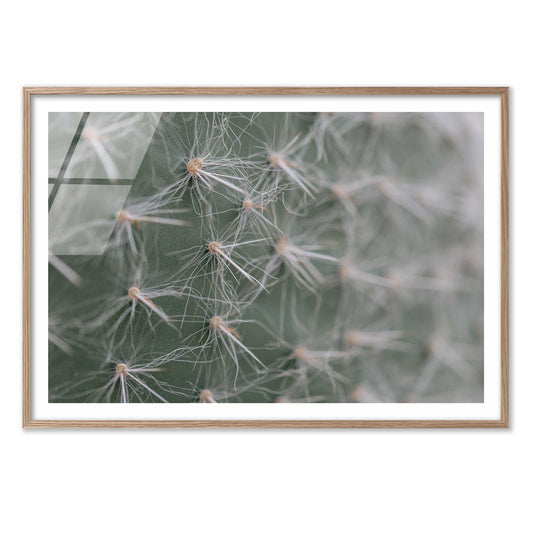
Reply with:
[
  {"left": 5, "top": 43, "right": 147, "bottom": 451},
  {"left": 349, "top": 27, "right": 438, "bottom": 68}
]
[{"left": 48, "top": 111, "right": 484, "bottom": 403}]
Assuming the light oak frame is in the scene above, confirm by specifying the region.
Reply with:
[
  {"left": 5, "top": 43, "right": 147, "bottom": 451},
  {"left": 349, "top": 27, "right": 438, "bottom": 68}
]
[{"left": 23, "top": 87, "right": 509, "bottom": 428}]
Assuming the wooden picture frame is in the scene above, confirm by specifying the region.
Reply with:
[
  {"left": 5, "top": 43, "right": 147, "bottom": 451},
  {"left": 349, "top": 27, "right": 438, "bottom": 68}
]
[{"left": 23, "top": 87, "right": 509, "bottom": 428}]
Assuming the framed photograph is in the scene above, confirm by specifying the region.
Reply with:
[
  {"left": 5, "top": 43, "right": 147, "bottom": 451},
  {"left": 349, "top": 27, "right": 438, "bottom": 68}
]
[{"left": 23, "top": 87, "right": 509, "bottom": 428}]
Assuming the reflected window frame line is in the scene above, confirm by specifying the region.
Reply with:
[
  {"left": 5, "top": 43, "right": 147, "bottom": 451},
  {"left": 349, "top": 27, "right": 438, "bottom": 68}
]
[
  {"left": 48, "top": 177, "right": 134, "bottom": 186},
  {"left": 48, "top": 112, "right": 90, "bottom": 211}
]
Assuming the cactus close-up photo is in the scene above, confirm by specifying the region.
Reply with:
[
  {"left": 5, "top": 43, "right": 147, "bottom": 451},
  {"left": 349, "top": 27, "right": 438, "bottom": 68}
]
[{"left": 48, "top": 110, "right": 483, "bottom": 404}]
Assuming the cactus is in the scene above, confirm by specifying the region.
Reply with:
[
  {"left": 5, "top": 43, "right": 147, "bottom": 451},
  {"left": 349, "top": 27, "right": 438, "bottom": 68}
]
[{"left": 48, "top": 111, "right": 483, "bottom": 403}]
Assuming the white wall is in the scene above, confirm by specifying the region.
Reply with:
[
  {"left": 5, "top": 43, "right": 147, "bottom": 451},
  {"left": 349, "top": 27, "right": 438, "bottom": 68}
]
[{"left": 2, "top": 2, "right": 528, "bottom": 531}]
